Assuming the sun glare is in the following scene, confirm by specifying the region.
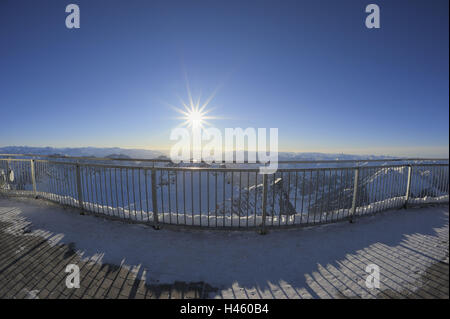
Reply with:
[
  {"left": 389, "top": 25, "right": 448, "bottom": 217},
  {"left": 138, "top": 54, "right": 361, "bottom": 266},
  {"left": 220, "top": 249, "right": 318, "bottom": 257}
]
[
  {"left": 171, "top": 85, "right": 220, "bottom": 130},
  {"left": 187, "top": 110, "right": 204, "bottom": 128}
]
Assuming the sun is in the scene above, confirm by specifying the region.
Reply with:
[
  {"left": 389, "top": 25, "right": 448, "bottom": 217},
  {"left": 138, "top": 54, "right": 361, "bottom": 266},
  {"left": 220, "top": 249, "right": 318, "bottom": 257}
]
[
  {"left": 171, "top": 90, "right": 220, "bottom": 130},
  {"left": 187, "top": 110, "right": 204, "bottom": 128},
  {"left": 167, "top": 75, "right": 222, "bottom": 129}
]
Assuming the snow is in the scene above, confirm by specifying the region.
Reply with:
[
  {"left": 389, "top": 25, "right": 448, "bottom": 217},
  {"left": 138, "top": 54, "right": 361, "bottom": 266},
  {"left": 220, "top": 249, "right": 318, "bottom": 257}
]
[{"left": 0, "top": 196, "right": 448, "bottom": 298}]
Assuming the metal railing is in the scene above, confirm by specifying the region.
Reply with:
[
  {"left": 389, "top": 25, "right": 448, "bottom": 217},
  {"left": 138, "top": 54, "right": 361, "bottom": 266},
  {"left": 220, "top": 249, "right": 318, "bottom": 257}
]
[{"left": 0, "top": 156, "right": 448, "bottom": 231}]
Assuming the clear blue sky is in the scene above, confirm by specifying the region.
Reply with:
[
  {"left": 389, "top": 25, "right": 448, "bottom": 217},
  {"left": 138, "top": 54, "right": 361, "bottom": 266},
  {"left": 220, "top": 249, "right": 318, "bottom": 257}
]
[{"left": 1, "top": 0, "right": 448, "bottom": 157}]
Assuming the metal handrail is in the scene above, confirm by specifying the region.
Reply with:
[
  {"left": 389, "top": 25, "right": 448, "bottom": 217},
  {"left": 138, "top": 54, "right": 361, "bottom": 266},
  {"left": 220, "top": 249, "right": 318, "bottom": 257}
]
[
  {"left": 0, "top": 153, "right": 448, "bottom": 165},
  {"left": 1, "top": 158, "right": 448, "bottom": 172}
]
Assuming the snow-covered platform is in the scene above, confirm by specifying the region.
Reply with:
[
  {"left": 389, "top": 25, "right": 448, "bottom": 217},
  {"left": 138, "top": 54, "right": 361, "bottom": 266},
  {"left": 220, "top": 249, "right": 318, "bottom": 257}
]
[{"left": 0, "top": 196, "right": 448, "bottom": 299}]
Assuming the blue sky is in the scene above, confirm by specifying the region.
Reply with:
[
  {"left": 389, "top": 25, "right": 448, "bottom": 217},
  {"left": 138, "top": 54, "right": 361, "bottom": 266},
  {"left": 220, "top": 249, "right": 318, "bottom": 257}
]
[{"left": 0, "top": 0, "right": 448, "bottom": 157}]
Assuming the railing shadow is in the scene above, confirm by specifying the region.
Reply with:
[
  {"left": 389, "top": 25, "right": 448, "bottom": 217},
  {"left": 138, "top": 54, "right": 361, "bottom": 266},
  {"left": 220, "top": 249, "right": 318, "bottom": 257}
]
[{"left": 0, "top": 197, "right": 448, "bottom": 298}]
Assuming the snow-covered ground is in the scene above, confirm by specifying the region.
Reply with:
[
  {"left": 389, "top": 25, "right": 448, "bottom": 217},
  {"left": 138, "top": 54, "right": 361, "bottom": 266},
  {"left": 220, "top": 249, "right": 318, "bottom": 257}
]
[{"left": 0, "top": 196, "right": 448, "bottom": 298}]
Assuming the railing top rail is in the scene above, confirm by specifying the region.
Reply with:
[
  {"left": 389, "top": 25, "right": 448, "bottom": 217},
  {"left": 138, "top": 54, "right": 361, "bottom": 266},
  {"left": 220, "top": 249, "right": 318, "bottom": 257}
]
[
  {"left": 0, "top": 158, "right": 447, "bottom": 172},
  {"left": 67, "top": 162, "right": 450, "bottom": 172},
  {"left": 278, "top": 158, "right": 449, "bottom": 164},
  {"left": 0, "top": 153, "right": 448, "bottom": 164}
]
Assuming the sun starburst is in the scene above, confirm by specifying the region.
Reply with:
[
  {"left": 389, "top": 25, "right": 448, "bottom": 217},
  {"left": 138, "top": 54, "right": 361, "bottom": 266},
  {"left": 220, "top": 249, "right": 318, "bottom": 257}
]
[{"left": 171, "top": 86, "right": 220, "bottom": 130}]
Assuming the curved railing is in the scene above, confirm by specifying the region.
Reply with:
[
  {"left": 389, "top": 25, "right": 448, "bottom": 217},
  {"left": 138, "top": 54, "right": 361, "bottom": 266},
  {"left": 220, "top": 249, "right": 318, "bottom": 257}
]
[{"left": 0, "top": 155, "right": 448, "bottom": 231}]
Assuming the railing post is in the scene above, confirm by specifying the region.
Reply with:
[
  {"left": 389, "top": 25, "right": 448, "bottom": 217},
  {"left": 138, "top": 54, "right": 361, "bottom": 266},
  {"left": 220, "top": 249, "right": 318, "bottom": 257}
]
[
  {"left": 404, "top": 165, "right": 412, "bottom": 209},
  {"left": 75, "top": 164, "right": 84, "bottom": 210},
  {"left": 5, "top": 158, "right": 10, "bottom": 185},
  {"left": 151, "top": 168, "right": 160, "bottom": 229},
  {"left": 30, "top": 159, "right": 37, "bottom": 197},
  {"left": 259, "top": 173, "right": 268, "bottom": 234},
  {"left": 350, "top": 168, "right": 359, "bottom": 223}
]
